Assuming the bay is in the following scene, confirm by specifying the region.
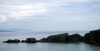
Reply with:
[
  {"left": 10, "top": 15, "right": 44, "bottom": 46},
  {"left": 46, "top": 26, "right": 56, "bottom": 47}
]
[{"left": 0, "top": 31, "right": 100, "bottom": 51}]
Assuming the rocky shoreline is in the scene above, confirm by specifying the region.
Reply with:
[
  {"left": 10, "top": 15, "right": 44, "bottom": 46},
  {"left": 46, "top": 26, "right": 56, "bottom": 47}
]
[{"left": 3, "top": 29, "right": 100, "bottom": 44}]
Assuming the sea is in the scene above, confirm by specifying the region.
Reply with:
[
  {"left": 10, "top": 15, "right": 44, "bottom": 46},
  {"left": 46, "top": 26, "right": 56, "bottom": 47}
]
[{"left": 0, "top": 31, "right": 100, "bottom": 51}]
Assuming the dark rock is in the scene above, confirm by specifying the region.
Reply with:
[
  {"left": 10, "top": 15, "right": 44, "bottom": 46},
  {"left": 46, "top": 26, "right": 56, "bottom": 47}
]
[
  {"left": 4, "top": 29, "right": 100, "bottom": 44},
  {"left": 39, "top": 33, "right": 83, "bottom": 43},
  {"left": 46, "top": 33, "right": 69, "bottom": 42},
  {"left": 67, "top": 33, "right": 83, "bottom": 42},
  {"left": 38, "top": 38, "right": 47, "bottom": 42},
  {"left": 25, "top": 38, "right": 37, "bottom": 43},
  {"left": 21, "top": 40, "right": 26, "bottom": 43},
  {"left": 3, "top": 39, "right": 20, "bottom": 43},
  {"left": 84, "top": 29, "right": 100, "bottom": 44}
]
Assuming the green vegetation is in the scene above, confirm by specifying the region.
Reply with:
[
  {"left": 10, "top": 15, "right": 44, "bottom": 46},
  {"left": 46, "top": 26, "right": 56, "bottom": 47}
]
[
  {"left": 39, "top": 33, "right": 83, "bottom": 42},
  {"left": 21, "top": 38, "right": 37, "bottom": 43},
  {"left": 25, "top": 38, "right": 37, "bottom": 43},
  {"left": 38, "top": 38, "right": 47, "bottom": 42},
  {"left": 46, "top": 33, "right": 69, "bottom": 42},
  {"left": 68, "top": 34, "right": 83, "bottom": 42}
]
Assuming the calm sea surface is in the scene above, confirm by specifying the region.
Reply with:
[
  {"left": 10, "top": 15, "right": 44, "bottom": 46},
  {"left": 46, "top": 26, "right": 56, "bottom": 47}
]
[{"left": 0, "top": 31, "right": 100, "bottom": 51}]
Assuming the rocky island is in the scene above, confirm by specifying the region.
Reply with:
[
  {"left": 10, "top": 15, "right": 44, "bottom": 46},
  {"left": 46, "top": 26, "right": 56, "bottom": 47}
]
[
  {"left": 39, "top": 33, "right": 83, "bottom": 42},
  {"left": 84, "top": 29, "right": 100, "bottom": 44},
  {"left": 3, "top": 39, "right": 20, "bottom": 43},
  {"left": 3, "top": 29, "right": 100, "bottom": 44},
  {"left": 21, "top": 38, "right": 37, "bottom": 43}
]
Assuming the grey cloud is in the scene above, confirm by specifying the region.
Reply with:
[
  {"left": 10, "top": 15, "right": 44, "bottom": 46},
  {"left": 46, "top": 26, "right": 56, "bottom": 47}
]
[{"left": 0, "top": 0, "right": 100, "bottom": 31}]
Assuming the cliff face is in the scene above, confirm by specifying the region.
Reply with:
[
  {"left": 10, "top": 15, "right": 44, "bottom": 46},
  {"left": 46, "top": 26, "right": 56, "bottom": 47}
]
[{"left": 84, "top": 29, "right": 100, "bottom": 44}]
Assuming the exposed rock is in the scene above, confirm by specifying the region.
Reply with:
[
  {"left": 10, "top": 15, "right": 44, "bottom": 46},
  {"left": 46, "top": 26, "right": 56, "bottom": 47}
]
[
  {"left": 84, "top": 29, "right": 100, "bottom": 44},
  {"left": 68, "top": 34, "right": 83, "bottom": 42},
  {"left": 39, "top": 33, "right": 83, "bottom": 42},
  {"left": 25, "top": 38, "right": 37, "bottom": 43},
  {"left": 38, "top": 38, "right": 47, "bottom": 42},
  {"left": 21, "top": 40, "right": 26, "bottom": 43},
  {"left": 3, "top": 29, "right": 100, "bottom": 44},
  {"left": 46, "top": 33, "right": 69, "bottom": 42},
  {"left": 3, "top": 39, "right": 20, "bottom": 43}
]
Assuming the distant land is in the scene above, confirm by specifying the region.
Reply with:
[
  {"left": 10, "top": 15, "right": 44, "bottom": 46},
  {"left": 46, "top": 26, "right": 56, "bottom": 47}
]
[
  {"left": 0, "top": 30, "right": 12, "bottom": 32},
  {"left": 0, "top": 29, "right": 33, "bottom": 32}
]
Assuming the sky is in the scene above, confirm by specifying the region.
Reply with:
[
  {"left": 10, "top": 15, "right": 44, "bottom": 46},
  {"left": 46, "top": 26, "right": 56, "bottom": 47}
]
[{"left": 0, "top": 0, "right": 100, "bottom": 31}]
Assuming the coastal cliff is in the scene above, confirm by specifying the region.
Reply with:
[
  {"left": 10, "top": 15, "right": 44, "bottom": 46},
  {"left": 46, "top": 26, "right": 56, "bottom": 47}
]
[{"left": 84, "top": 29, "right": 100, "bottom": 44}]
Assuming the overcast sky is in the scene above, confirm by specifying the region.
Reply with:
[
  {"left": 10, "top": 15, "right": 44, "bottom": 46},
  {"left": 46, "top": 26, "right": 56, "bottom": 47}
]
[{"left": 0, "top": 0, "right": 100, "bottom": 31}]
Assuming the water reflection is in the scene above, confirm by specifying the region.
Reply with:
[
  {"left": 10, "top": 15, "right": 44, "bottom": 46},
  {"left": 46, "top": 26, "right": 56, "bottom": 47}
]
[
  {"left": 0, "top": 42, "right": 100, "bottom": 51},
  {"left": 0, "top": 32, "right": 100, "bottom": 51},
  {"left": 89, "top": 44, "right": 100, "bottom": 51}
]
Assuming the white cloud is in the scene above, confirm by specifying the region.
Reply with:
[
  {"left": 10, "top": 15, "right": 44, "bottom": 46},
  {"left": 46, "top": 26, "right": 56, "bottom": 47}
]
[
  {"left": 9, "top": 9, "right": 47, "bottom": 19},
  {"left": 0, "top": 0, "right": 100, "bottom": 31},
  {"left": 0, "top": 0, "right": 99, "bottom": 20},
  {"left": 0, "top": 3, "right": 48, "bottom": 20},
  {"left": 0, "top": 15, "right": 7, "bottom": 22}
]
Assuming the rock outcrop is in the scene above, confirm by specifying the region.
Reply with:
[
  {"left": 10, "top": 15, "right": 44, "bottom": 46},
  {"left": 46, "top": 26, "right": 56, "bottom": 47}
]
[
  {"left": 3, "top": 39, "right": 20, "bottom": 43},
  {"left": 46, "top": 33, "right": 69, "bottom": 42},
  {"left": 84, "top": 29, "right": 100, "bottom": 44},
  {"left": 38, "top": 33, "right": 70, "bottom": 42},
  {"left": 3, "top": 29, "right": 100, "bottom": 44},
  {"left": 21, "top": 38, "right": 37, "bottom": 43},
  {"left": 67, "top": 34, "right": 83, "bottom": 42},
  {"left": 38, "top": 38, "right": 47, "bottom": 42},
  {"left": 39, "top": 33, "right": 83, "bottom": 42}
]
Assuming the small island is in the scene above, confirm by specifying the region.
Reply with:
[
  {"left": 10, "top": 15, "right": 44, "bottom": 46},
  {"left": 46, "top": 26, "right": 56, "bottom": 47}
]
[
  {"left": 21, "top": 38, "right": 37, "bottom": 43},
  {"left": 3, "top": 39, "right": 20, "bottom": 43},
  {"left": 3, "top": 29, "right": 100, "bottom": 44}
]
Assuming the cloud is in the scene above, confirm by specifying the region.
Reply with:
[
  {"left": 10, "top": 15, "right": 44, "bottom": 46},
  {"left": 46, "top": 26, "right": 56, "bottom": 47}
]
[
  {"left": 0, "top": 0, "right": 99, "bottom": 20},
  {"left": 0, "top": 3, "right": 48, "bottom": 20},
  {"left": 0, "top": 0, "right": 98, "bottom": 5},
  {"left": 0, "top": 0, "right": 100, "bottom": 31},
  {"left": 0, "top": 15, "right": 7, "bottom": 22}
]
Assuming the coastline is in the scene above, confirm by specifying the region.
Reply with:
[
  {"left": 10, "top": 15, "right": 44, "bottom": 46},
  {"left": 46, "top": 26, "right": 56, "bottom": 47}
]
[{"left": 3, "top": 29, "right": 100, "bottom": 44}]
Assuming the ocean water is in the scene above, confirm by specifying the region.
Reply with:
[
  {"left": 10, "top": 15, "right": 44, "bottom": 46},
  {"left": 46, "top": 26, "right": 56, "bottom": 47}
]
[{"left": 0, "top": 31, "right": 100, "bottom": 51}]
